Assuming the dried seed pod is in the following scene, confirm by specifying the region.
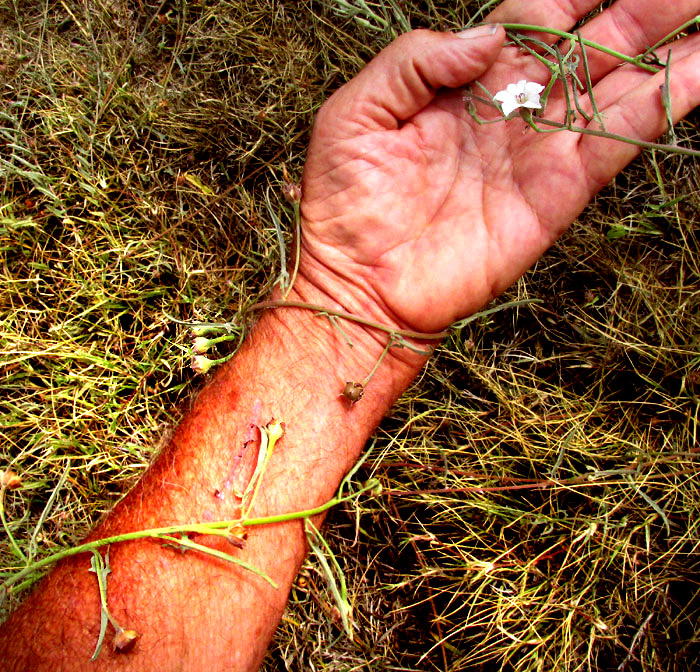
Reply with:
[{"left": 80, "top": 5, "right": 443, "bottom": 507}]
[
  {"left": 226, "top": 521, "right": 247, "bottom": 549},
  {"left": 341, "top": 381, "right": 364, "bottom": 403},
  {"left": 113, "top": 629, "right": 140, "bottom": 654},
  {"left": 0, "top": 470, "right": 22, "bottom": 490}
]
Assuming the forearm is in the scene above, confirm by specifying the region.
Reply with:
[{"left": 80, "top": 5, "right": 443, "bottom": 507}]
[{"left": 0, "top": 278, "right": 426, "bottom": 671}]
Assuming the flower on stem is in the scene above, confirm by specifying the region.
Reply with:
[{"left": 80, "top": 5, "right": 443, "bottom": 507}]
[
  {"left": 191, "top": 325, "right": 221, "bottom": 337},
  {"left": 282, "top": 182, "right": 302, "bottom": 204},
  {"left": 494, "top": 80, "right": 545, "bottom": 117},
  {"left": 191, "top": 351, "right": 235, "bottom": 375},
  {"left": 191, "top": 355, "right": 215, "bottom": 375},
  {"left": 192, "top": 336, "right": 211, "bottom": 354}
]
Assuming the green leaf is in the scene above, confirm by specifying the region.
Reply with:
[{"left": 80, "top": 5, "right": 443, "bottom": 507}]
[
  {"left": 305, "top": 520, "right": 353, "bottom": 639},
  {"left": 606, "top": 226, "right": 627, "bottom": 241},
  {"left": 89, "top": 550, "right": 112, "bottom": 661},
  {"left": 157, "top": 535, "right": 277, "bottom": 588}
]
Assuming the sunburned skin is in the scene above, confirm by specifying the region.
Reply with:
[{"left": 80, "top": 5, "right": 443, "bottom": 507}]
[{"left": 214, "top": 399, "right": 262, "bottom": 501}]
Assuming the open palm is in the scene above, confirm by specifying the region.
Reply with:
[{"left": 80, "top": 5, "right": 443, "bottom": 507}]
[{"left": 298, "top": 0, "right": 700, "bottom": 333}]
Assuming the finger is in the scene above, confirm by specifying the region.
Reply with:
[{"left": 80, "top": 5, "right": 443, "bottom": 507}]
[
  {"left": 317, "top": 26, "right": 505, "bottom": 133},
  {"left": 579, "top": 49, "right": 700, "bottom": 191},
  {"left": 573, "top": 0, "right": 700, "bottom": 82},
  {"left": 576, "top": 32, "right": 700, "bottom": 116},
  {"left": 545, "top": 31, "right": 700, "bottom": 121},
  {"left": 485, "top": 0, "right": 601, "bottom": 44}
]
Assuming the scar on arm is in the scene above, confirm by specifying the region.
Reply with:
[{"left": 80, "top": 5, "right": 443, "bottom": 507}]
[{"left": 214, "top": 399, "right": 262, "bottom": 500}]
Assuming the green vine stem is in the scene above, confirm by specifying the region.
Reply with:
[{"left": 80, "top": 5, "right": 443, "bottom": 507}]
[
  {"left": 498, "top": 16, "right": 697, "bottom": 154},
  {"left": 640, "top": 16, "right": 700, "bottom": 61},
  {"left": 576, "top": 30, "right": 605, "bottom": 130},
  {"left": 491, "top": 22, "right": 700, "bottom": 157},
  {"left": 361, "top": 336, "right": 394, "bottom": 387},
  {"left": 528, "top": 116, "right": 700, "bottom": 157},
  {"left": 0, "top": 486, "right": 26, "bottom": 563},
  {"left": 0, "top": 478, "right": 380, "bottom": 598},
  {"left": 284, "top": 200, "right": 302, "bottom": 300},
  {"left": 247, "top": 299, "right": 450, "bottom": 341},
  {"left": 90, "top": 551, "right": 116, "bottom": 660},
  {"left": 500, "top": 23, "right": 668, "bottom": 73},
  {"left": 466, "top": 87, "right": 700, "bottom": 158}
]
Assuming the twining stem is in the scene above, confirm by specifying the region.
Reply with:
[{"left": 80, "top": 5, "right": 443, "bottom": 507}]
[
  {"left": 662, "top": 50, "right": 677, "bottom": 146},
  {"left": 501, "top": 23, "right": 663, "bottom": 73},
  {"left": 267, "top": 187, "right": 290, "bottom": 294},
  {"left": 469, "top": 23, "right": 695, "bottom": 157},
  {"left": 247, "top": 300, "right": 450, "bottom": 341},
  {"left": 577, "top": 30, "right": 605, "bottom": 131},
  {"left": 305, "top": 519, "right": 353, "bottom": 639},
  {"left": 530, "top": 117, "right": 700, "bottom": 157},
  {"left": 157, "top": 535, "right": 277, "bottom": 587},
  {"left": 641, "top": 16, "right": 699, "bottom": 61},
  {"left": 1, "top": 478, "right": 380, "bottom": 596},
  {"left": 553, "top": 41, "right": 575, "bottom": 125},
  {"left": 284, "top": 201, "right": 302, "bottom": 300},
  {"left": 90, "top": 551, "right": 115, "bottom": 660},
  {"left": 361, "top": 337, "right": 394, "bottom": 387},
  {"left": 0, "top": 487, "right": 26, "bottom": 562},
  {"left": 450, "top": 298, "right": 541, "bottom": 330}
]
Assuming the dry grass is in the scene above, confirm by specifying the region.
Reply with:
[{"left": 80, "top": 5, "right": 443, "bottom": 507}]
[{"left": 1, "top": 1, "right": 699, "bottom": 670}]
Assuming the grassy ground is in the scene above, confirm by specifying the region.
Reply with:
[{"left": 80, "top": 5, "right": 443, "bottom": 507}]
[{"left": 1, "top": 1, "right": 699, "bottom": 670}]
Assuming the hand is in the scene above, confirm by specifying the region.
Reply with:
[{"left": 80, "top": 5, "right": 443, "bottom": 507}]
[{"left": 297, "top": 0, "right": 700, "bottom": 334}]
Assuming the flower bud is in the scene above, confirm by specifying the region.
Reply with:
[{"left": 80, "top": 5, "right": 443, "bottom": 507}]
[
  {"left": 226, "top": 522, "right": 247, "bottom": 549},
  {"left": 191, "top": 355, "right": 214, "bottom": 374},
  {"left": 282, "top": 182, "right": 302, "bottom": 204},
  {"left": 192, "top": 336, "right": 210, "bottom": 354},
  {"left": 265, "top": 420, "right": 284, "bottom": 442},
  {"left": 191, "top": 324, "right": 221, "bottom": 337}
]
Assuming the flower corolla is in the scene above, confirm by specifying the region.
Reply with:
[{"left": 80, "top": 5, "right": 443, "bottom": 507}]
[
  {"left": 192, "top": 336, "right": 211, "bottom": 354},
  {"left": 191, "top": 354, "right": 214, "bottom": 374},
  {"left": 494, "top": 80, "right": 545, "bottom": 117}
]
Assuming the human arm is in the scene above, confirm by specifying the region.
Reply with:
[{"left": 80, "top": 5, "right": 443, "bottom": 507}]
[
  {"left": 0, "top": 276, "right": 430, "bottom": 671},
  {"left": 1, "top": 0, "right": 700, "bottom": 670}
]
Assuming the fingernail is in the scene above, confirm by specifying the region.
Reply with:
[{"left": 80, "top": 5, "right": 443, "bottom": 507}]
[{"left": 456, "top": 23, "right": 499, "bottom": 39}]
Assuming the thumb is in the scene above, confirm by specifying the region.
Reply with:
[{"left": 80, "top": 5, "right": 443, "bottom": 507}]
[{"left": 321, "top": 25, "right": 504, "bottom": 132}]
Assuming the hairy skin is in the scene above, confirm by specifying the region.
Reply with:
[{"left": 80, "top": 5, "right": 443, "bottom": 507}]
[
  {"left": 0, "top": 280, "right": 426, "bottom": 671},
  {"left": 1, "top": 0, "right": 699, "bottom": 669}
]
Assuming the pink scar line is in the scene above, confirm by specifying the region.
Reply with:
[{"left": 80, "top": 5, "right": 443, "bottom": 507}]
[{"left": 214, "top": 400, "right": 262, "bottom": 500}]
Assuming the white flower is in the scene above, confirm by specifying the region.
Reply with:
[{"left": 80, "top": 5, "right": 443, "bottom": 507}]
[{"left": 493, "top": 80, "right": 545, "bottom": 117}]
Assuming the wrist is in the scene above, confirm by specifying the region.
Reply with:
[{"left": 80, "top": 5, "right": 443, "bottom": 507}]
[{"left": 276, "top": 264, "right": 437, "bottom": 382}]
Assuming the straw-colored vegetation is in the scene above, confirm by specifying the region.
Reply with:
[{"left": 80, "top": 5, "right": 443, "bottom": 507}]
[{"left": 1, "top": 1, "right": 699, "bottom": 670}]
